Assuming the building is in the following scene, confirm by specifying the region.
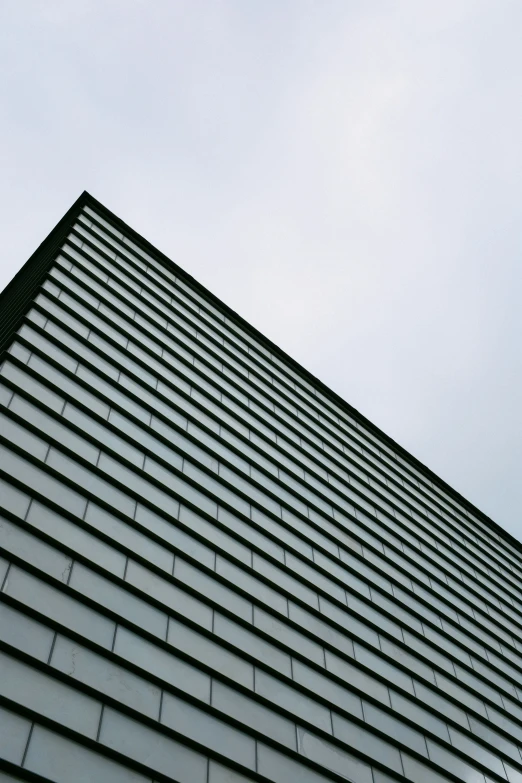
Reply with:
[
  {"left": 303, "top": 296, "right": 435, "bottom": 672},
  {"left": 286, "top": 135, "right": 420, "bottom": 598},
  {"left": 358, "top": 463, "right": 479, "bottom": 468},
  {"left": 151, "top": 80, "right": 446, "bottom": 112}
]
[{"left": 0, "top": 192, "right": 521, "bottom": 783}]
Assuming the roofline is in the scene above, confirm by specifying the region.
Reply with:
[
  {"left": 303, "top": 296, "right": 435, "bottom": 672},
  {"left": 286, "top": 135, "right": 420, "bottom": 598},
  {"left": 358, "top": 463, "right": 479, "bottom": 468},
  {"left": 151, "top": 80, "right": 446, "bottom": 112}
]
[
  {"left": 0, "top": 191, "right": 88, "bottom": 354},
  {"left": 2, "top": 189, "right": 520, "bottom": 555}
]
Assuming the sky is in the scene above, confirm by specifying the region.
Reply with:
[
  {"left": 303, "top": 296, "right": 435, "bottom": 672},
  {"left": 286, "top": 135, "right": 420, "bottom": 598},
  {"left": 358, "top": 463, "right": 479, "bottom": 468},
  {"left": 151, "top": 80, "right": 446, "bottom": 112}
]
[{"left": 1, "top": 1, "right": 521, "bottom": 541}]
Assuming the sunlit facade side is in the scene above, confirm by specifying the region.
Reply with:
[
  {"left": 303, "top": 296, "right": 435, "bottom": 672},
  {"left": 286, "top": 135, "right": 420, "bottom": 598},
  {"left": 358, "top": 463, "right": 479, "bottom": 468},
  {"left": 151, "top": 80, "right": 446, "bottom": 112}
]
[{"left": 0, "top": 192, "right": 521, "bottom": 783}]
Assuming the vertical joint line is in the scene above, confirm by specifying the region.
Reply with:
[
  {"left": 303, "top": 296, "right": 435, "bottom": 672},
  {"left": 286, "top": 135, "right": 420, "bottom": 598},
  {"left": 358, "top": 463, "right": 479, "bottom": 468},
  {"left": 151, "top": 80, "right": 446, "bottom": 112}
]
[
  {"left": 0, "top": 562, "right": 12, "bottom": 593},
  {"left": 96, "top": 704, "right": 105, "bottom": 742},
  {"left": 20, "top": 722, "right": 35, "bottom": 768}
]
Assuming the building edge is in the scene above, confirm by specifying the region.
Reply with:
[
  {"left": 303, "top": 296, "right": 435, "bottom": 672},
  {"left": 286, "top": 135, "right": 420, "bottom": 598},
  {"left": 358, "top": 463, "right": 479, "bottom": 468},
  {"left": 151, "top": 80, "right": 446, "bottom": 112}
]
[
  {"left": 1, "top": 189, "right": 518, "bottom": 557},
  {"left": 0, "top": 191, "right": 88, "bottom": 355}
]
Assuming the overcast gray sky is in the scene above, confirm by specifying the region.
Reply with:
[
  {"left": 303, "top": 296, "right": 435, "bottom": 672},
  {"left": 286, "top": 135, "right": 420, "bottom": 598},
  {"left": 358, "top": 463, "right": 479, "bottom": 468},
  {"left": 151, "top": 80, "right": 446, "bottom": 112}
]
[{"left": 1, "top": 1, "right": 521, "bottom": 541}]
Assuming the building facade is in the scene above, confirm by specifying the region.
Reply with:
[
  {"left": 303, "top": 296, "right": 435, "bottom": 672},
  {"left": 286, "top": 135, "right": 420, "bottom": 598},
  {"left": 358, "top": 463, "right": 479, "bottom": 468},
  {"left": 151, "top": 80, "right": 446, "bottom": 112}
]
[{"left": 0, "top": 192, "right": 521, "bottom": 783}]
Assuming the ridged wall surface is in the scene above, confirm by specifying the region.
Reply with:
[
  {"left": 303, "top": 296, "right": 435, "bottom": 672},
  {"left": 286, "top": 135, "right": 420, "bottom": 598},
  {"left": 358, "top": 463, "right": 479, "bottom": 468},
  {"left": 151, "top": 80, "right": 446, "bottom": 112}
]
[{"left": 0, "top": 198, "right": 521, "bottom": 783}]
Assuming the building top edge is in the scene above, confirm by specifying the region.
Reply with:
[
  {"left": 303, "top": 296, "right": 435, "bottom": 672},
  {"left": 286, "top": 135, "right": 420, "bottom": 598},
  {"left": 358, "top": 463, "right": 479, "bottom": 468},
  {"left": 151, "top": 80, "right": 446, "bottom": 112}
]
[{"left": 3, "top": 189, "right": 519, "bottom": 555}]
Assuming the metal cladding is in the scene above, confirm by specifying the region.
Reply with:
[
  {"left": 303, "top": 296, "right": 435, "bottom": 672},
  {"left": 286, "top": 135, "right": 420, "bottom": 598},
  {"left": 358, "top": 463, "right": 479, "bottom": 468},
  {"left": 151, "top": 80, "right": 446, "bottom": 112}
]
[{"left": 0, "top": 193, "right": 521, "bottom": 783}]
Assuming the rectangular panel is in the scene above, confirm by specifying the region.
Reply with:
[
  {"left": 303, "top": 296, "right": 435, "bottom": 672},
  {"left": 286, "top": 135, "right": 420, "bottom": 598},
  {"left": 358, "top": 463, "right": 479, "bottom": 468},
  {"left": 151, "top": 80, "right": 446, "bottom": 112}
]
[
  {"left": 212, "top": 679, "right": 297, "bottom": 749},
  {"left": 50, "top": 634, "right": 162, "bottom": 718},
  {"left": 69, "top": 562, "right": 167, "bottom": 639},
  {"left": 254, "top": 608, "right": 324, "bottom": 666},
  {"left": 114, "top": 625, "right": 211, "bottom": 702},
  {"left": 161, "top": 693, "right": 256, "bottom": 769},
  {"left": 27, "top": 501, "right": 127, "bottom": 578},
  {"left": 0, "top": 651, "right": 101, "bottom": 738},
  {"left": 0, "top": 516, "right": 73, "bottom": 583},
  {"left": 86, "top": 502, "right": 172, "bottom": 573},
  {"left": 0, "top": 601, "right": 55, "bottom": 661},
  {"left": 0, "top": 705, "right": 32, "bottom": 766},
  {"left": 255, "top": 668, "right": 332, "bottom": 734},
  {"left": 213, "top": 612, "right": 292, "bottom": 677},
  {"left": 25, "top": 723, "right": 152, "bottom": 783},
  {"left": 168, "top": 617, "right": 254, "bottom": 689},
  {"left": 99, "top": 706, "right": 208, "bottom": 782},
  {"left": 175, "top": 558, "right": 252, "bottom": 622},
  {"left": 2, "top": 565, "right": 115, "bottom": 648}
]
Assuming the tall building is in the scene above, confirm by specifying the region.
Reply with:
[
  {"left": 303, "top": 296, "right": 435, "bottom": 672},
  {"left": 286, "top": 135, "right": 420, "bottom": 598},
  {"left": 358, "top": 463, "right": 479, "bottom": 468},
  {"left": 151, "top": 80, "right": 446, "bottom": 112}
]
[{"left": 0, "top": 192, "right": 521, "bottom": 783}]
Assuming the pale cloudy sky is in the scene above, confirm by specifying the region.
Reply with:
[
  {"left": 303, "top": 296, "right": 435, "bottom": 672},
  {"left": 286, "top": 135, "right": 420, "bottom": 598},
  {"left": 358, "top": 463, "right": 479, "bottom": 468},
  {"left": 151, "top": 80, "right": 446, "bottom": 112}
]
[{"left": 1, "top": 1, "right": 521, "bottom": 540}]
